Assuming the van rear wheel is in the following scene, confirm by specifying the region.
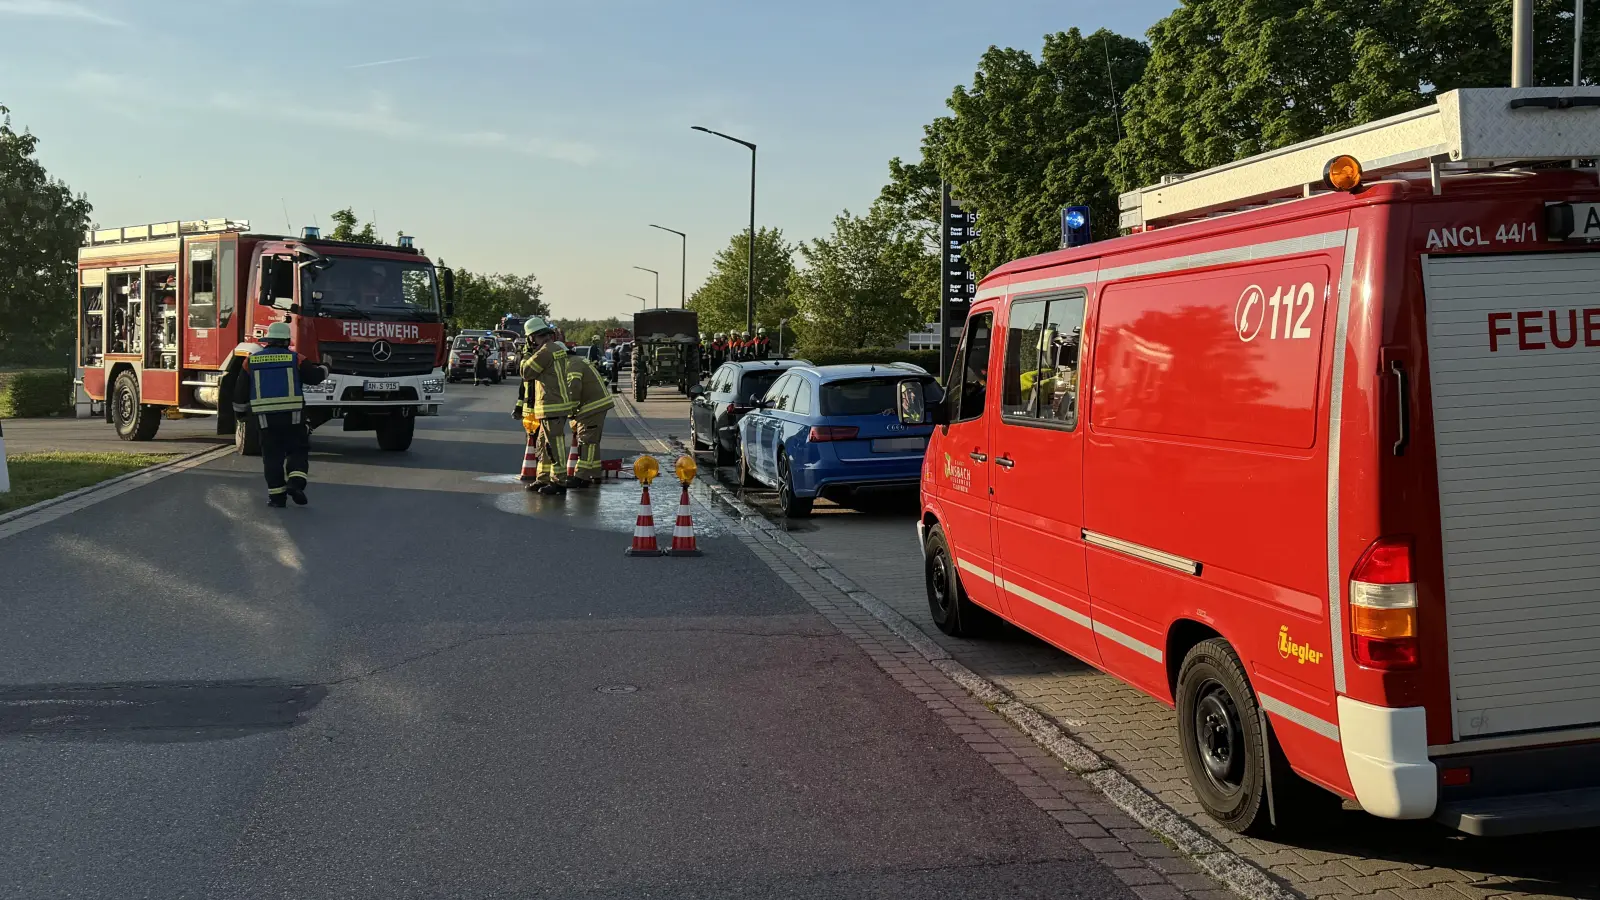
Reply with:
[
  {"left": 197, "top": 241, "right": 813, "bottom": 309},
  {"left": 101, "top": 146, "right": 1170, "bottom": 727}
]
[
  {"left": 923, "top": 525, "right": 994, "bottom": 637},
  {"left": 1177, "top": 639, "right": 1281, "bottom": 835}
]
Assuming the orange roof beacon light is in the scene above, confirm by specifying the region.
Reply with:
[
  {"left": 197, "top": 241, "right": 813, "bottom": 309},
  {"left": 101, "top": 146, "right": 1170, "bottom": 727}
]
[{"left": 1323, "top": 155, "right": 1364, "bottom": 192}]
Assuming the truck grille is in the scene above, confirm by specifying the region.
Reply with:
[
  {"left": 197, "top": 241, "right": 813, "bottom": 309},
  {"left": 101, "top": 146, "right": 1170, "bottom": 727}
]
[{"left": 318, "top": 341, "right": 436, "bottom": 377}]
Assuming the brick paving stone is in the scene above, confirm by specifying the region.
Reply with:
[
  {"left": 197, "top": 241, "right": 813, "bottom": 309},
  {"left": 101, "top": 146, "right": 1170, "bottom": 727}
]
[
  {"left": 1132, "top": 885, "right": 1187, "bottom": 900},
  {"left": 1117, "top": 868, "right": 1171, "bottom": 887}
]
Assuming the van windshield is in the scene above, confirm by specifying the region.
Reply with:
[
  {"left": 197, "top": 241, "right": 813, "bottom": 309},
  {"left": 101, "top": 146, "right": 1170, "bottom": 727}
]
[{"left": 821, "top": 377, "right": 933, "bottom": 416}]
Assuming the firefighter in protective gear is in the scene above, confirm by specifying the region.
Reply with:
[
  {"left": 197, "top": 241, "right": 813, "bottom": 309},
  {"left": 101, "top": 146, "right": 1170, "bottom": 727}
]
[
  {"left": 711, "top": 332, "right": 726, "bottom": 365},
  {"left": 564, "top": 352, "right": 615, "bottom": 486},
  {"left": 520, "top": 316, "right": 577, "bottom": 494},
  {"left": 231, "top": 322, "right": 328, "bottom": 507},
  {"left": 739, "top": 331, "right": 753, "bottom": 361},
  {"left": 754, "top": 326, "right": 771, "bottom": 359}
]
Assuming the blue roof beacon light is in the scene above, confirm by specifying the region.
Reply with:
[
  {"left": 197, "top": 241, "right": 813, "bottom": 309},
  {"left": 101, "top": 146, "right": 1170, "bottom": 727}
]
[
  {"left": 1061, "top": 206, "right": 1092, "bottom": 249},
  {"left": 397, "top": 234, "right": 415, "bottom": 249},
  {"left": 301, "top": 225, "right": 321, "bottom": 240}
]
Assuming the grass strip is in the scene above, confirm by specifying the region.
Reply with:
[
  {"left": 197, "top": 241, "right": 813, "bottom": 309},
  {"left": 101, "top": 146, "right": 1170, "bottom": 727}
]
[{"left": 0, "top": 452, "right": 177, "bottom": 514}]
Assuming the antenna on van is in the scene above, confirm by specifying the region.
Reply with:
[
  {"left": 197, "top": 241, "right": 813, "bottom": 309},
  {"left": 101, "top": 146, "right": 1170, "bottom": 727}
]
[{"left": 1103, "top": 34, "right": 1124, "bottom": 144}]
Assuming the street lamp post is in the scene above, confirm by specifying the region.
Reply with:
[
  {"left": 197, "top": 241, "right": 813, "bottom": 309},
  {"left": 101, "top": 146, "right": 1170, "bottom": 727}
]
[
  {"left": 692, "top": 125, "right": 756, "bottom": 336},
  {"left": 626, "top": 293, "right": 649, "bottom": 309},
  {"left": 649, "top": 224, "right": 688, "bottom": 309},
  {"left": 633, "top": 266, "right": 660, "bottom": 309},
  {"left": 778, "top": 317, "right": 789, "bottom": 358}
]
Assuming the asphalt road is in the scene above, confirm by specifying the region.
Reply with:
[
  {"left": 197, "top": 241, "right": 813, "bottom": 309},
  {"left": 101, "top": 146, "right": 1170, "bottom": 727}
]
[{"left": 0, "top": 381, "right": 1135, "bottom": 899}]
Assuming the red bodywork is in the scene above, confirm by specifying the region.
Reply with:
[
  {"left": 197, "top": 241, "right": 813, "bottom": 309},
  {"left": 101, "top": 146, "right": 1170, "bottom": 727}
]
[{"left": 921, "top": 170, "right": 1600, "bottom": 819}]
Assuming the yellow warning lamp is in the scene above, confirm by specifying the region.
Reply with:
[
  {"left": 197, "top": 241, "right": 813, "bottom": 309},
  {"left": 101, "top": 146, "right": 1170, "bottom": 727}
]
[
  {"left": 633, "top": 454, "right": 660, "bottom": 485},
  {"left": 1323, "top": 155, "right": 1363, "bottom": 192},
  {"left": 675, "top": 454, "right": 698, "bottom": 485}
]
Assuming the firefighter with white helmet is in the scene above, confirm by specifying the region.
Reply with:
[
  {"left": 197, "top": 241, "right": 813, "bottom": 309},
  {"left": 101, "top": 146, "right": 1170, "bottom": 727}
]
[
  {"left": 519, "top": 316, "right": 577, "bottom": 494},
  {"left": 230, "top": 322, "right": 329, "bottom": 507}
]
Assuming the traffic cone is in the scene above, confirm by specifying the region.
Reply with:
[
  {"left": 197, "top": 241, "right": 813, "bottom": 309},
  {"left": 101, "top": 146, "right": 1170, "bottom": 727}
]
[
  {"left": 519, "top": 433, "right": 539, "bottom": 482},
  {"left": 566, "top": 442, "right": 580, "bottom": 480},
  {"left": 668, "top": 484, "right": 702, "bottom": 557},
  {"left": 624, "top": 485, "right": 663, "bottom": 556}
]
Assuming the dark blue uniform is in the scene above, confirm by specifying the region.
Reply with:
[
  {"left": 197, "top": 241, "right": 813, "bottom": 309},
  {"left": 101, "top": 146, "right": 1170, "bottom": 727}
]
[{"left": 233, "top": 343, "right": 327, "bottom": 506}]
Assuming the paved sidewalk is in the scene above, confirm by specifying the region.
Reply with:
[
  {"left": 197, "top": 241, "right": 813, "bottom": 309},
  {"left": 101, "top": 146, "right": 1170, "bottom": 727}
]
[{"left": 621, "top": 385, "right": 1600, "bottom": 900}]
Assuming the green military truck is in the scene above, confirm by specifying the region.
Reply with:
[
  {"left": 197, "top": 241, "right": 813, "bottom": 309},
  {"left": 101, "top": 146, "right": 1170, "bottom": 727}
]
[{"left": 630, "top": 309, "right": 700, "bottom": 401}]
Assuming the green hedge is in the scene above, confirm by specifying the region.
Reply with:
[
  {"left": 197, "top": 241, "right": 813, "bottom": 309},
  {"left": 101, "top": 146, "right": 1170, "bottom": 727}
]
[
  {"left": 792, "top": 347, "right": 940, "bottom": 371},
  {"left": 0, "top": 369, "right": 74, "bottom": 418}
]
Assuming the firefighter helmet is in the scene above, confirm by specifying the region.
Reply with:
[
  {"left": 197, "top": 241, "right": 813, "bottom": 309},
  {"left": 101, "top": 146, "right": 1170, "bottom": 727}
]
[
  {"left": 741, "top": 331, "right": 751, "bottom": 339},
  {"left": 522, "top": 316, "right": 556, "bottom": 337},
  {"left": 264, "top": 322, "right": 292, "bottom": 343}
]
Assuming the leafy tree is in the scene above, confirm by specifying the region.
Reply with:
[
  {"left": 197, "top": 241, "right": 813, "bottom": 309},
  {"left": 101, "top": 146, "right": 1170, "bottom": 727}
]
[
  {"left": 447, "top": 267, "right": 547, "bottom": 330},
  {"left": 941, "top": 29, "right": 1149, "bottom": 276},
  {"left": 789, "top": 208, "right": 926, "bottom": 351},
  {"left": 554, "top": 317, "right": 624, "bottom": 346},
  {"left": 1115, "top": 0, "right": 1600, "bottom": 194},
  {"left": 0, "top": 104, "right": 93, "bottom": 365},
  {"left": 874, "top": 118, "right": 951, "bottom": 324},
  {"left": 686, "top": 227, "right": 796, "bottom": 336},
  {"left": 328, "top": 207, "right": 378, "bottom": 244}
]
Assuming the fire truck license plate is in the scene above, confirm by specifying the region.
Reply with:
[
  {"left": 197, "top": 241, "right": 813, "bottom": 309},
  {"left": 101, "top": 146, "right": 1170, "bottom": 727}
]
[{"left": 364, "top": 381, "right": 400, "bottom": 392}]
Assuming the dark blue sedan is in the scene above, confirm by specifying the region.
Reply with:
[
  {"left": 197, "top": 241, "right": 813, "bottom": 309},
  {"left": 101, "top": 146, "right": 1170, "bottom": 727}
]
[{"left": 737, "top": 364, "right": 936, "bottom": 517}]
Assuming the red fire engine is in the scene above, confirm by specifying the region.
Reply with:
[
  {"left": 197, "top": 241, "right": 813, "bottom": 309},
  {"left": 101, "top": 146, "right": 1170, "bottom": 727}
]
[
  {"left": 903, "top": 87, "right": 1600, "bottom": 836},
  {"left": 77, "top": 220, "right": 454, "bottom": 454}
]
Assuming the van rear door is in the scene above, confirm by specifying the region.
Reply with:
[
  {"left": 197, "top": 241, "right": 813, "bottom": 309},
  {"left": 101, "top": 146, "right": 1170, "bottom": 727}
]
[{"left": 1422, "top": 251, "right": 1600, "bottom": 739}]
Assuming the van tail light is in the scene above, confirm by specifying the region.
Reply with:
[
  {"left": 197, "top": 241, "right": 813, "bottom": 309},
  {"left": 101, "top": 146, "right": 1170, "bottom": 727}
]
[
  {"left": 807, "top": 426, "right": 859, "bottom": 442},
  {"left": 1349, "top": 536, "right": 1419, "bottom": 670}
]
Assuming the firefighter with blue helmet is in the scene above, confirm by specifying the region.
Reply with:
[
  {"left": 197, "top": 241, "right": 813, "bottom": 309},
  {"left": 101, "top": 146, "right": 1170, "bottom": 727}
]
[{"left": 231, "top": 322, "right": 329, "bottom": 507}]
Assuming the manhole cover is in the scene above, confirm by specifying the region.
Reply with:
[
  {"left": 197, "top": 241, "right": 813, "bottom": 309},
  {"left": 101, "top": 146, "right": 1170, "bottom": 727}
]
[{"left": 596, "top": 684, "right": 638, "bottom": 694}]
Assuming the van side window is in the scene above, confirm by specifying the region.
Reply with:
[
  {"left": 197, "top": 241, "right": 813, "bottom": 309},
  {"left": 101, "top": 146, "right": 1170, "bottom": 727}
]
[
  {"left": 1041, "top": 296, "right": 1085, "bottom": 427},
  {"left": 1002, "top": 300, "right": 1047, "bottom": 418},
  {"left": 953, "top": 312, "right": 994, "bottom": 423},
  {"left": 1000, "top": 294, "right": 1085, "bottom": 429}
]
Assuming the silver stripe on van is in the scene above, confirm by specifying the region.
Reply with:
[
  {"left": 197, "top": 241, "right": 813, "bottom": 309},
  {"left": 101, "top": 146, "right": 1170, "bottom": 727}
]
[
  {"left": 975, "top": 228, "right": 1350, "bottom": 302},
  {"left": 956, "top": 558, "right": 1163, "bottom": 661},
  {"left": 1326, "top": 227, "right": 1359, "bottom": 695},
  {"left": 1258, "top": 692, "right": 1341, "bottom": 742},
  {"left": 1082, "top": 529, "right": 1201, "bottom": 576}
]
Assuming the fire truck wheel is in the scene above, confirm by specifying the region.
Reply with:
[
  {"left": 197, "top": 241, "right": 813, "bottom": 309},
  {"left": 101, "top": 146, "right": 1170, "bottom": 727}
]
[
  {"left": 234, "top": 415, "right": 261, "bottom": 457},
  {"left": 1176, "top": 639, "right": 1280, "bottom": 835},
  {"left": 112, "top": 370, "right": 160, "bottom": 442},
  {"left": 634, "top": 380, "right": 647, "bottom": 403},
  {"left": 923, "top": 524, "right": 995, "bottom": 638},
  {"left": 376, "top": 415, "right": 415, "bottom": 451}
]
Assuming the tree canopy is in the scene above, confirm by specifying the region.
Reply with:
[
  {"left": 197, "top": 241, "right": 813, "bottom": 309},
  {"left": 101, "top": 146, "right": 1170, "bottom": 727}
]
[
  {"left": 686, "top": 227, "right": 796, "bottom": 336},
  {"left": 789, "top": 208, "right": 926, "bottom": 351},
  {"left": 448, "top": 268, "right": 548, "bottom": 331},
  {"left": 0, "top": 104, "right": 93, "bottom": 366},
  {"left": 327, "top": 207, "right": 380, "bottom": 244}
]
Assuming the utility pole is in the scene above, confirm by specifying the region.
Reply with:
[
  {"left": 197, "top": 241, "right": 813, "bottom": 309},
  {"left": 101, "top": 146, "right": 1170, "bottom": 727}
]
[
  {"left": 1576, "top": 0, "right": 1586, "bottom": 88},
  {"left": 1513, "top": 0, "right": 1534, "bottom": 87},
  {"left": 649, "top": 225, "right": 688, "bottom": 308},
  {"left": 692, "top": 126, "right": 757, "bottom": 335}
]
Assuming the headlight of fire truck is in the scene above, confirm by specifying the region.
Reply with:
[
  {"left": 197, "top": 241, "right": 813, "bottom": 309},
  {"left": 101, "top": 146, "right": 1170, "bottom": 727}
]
[{"left": 422, "top": 377, "right": 445, "bottom": 394}]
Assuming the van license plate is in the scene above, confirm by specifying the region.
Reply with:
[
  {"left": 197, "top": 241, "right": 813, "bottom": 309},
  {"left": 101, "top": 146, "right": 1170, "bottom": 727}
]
[
  {"left": 364, "top": 381, "right": 400, "bottom": 392},
  {"left": 872, "top": 437, "right": 926, "bottom": 452}
]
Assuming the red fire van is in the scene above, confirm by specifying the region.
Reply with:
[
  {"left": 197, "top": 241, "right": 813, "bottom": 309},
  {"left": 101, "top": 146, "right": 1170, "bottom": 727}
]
[{"left": 902, "top": 87, "right": 1600, "bottom": 836}]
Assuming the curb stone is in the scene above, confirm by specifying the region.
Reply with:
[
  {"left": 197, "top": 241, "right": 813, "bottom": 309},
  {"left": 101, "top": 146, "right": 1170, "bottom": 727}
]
[
  {"left": 0, "top": 443, "right": 233, "bottom": 530},
  {"left": 614, "top": 390, "right": 1300, "bottom": 900}
]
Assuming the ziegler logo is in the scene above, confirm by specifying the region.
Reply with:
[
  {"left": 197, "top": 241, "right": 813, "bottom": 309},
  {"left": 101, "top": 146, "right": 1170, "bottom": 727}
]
[{"left": 1278, "top": 626, "right": 1324, "bottom": 665}]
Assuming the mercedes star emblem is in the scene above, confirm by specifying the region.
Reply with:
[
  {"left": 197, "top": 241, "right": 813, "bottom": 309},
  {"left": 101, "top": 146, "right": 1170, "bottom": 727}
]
[{"left": 370, "top": 340, "right": 393, "bottom": 362}]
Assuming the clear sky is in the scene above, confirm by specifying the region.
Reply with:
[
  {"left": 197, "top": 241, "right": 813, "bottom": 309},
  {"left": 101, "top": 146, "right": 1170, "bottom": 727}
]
[{"left": 1, "top": 0, "right": 1178, "bottom": 321}]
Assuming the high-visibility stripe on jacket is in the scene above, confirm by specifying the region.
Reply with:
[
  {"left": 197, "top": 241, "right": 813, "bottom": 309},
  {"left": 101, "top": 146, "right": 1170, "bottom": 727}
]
[
  {"left": 247, "top": 348, "right": 305, "bottom": 414},
  {"left": 567, "top": 356, "right": 614, "bottom": 419},
  {"left": 521, "top": 342, "right": 576, "bottom": 417}
]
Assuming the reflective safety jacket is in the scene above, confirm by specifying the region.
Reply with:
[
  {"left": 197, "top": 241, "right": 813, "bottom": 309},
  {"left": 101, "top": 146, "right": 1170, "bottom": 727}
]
[
  {"left": 567, "top": 355, "right": 615, "bottom": 420},
  {"left": 520, "top": 342, "right": 576, "bottom": 418},
  {"left": 246, "top": 347, "right": 306, "bottom": 414}
]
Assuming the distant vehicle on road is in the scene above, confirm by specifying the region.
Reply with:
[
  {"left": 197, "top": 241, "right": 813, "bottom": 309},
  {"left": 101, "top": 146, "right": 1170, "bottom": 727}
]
[
  {"left": 738, "top": 364, "right": 935, "bottom": 518},
  {"left": 689, "top": 359, "right": 812, "bottom": 466},
  {"left": 631, "top": 309, "right": 699, "bottom": 400},
  {"left": 447, "top": 333, "right": 501, "bottom": 384}
]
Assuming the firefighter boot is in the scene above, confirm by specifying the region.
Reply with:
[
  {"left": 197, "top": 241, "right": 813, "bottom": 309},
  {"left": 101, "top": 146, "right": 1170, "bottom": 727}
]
[{"left": 267, "top": 495, "right": 288, "bottom": 508}]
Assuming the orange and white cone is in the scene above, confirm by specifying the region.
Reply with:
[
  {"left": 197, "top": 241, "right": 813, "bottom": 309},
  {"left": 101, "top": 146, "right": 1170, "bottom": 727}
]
[
  {"left": 624, "top": 485, "right": 663, "bottom": 556},
  {"left": 519, "top": 433, "right": 539, "bottom": 482},
  {"left": 566, "top": 442, "right": 580, "bottom": 480},
  {"left": 668, "top": 484, "right": 702, "bottom": 557}
]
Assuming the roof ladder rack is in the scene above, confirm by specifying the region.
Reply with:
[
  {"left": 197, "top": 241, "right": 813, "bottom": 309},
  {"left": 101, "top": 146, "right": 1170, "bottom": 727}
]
[
  {"left": 85, "top": 218, "right": 250, "bottom": 246},
  {"left": 1118, "top": 87, "right": 1600, "bottom": 230}
]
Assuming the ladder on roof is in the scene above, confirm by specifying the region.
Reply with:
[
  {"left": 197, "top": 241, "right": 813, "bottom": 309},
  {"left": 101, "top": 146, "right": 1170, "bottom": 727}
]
[
  {"left": 85, "top": 218, "right": 250, "bottom": 246},
  {"left": 1118, "top": 87, "right": 1600, "bottom": 230}
]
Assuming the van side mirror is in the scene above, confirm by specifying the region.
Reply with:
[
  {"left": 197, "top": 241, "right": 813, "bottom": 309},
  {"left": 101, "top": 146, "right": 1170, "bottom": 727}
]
[{"left": 898, "top": 380, "right": 947, "bottom": 426}]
